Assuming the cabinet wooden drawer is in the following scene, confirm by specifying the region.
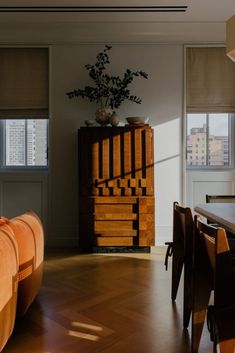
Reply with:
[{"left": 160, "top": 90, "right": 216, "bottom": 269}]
[
  {"left": 96, "top": 237, "right": 133, "bottom": 246},
  {"left": 95, "top": 204, "right": 134, "bottom": 213},
  {"left": 94, "top": 230, "right": 137, "bottom": 237},
  {"left": 95, "top": 220, "right": 135, "bottom": 231},
  {"left": 95, "top": 213, "right": 137, "bottom": 221}
]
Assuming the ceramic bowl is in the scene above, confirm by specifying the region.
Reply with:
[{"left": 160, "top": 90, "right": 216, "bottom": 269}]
[
  {"left": 84, "top": 119, "right": 96, "bottom": 126},
  {"left": 126, "top": 116, "right": 149, "bottom": 125}
]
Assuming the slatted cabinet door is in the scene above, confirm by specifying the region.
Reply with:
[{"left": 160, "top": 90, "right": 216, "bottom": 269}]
[{"left": 78, "top": 125, "right": 154, "bottom": 250}]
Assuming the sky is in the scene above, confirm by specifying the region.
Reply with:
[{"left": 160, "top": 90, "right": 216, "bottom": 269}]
[{"left": 187, "top": 113, "right": 229, "bottom": 136}]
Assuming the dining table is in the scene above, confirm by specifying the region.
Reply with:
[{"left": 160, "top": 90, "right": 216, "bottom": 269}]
[{"left": 194, "top": 202, "right": 235, "bottom": 235}]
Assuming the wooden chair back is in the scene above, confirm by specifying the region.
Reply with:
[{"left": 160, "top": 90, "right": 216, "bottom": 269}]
[
  {"left": 171, "top": 201, "right": 194, "bottom": 328},
  {"left": 198, "top": 219, "right": 235, "bottom": 307},
  {"left": 192, "top": 217, "right": 235, "bottom": 353},
  {"left": 191, "top": 216, "right": 212, "bottom": 353},
  {"left": 205, "top": 194, "right": 235, "bottom": 258}
]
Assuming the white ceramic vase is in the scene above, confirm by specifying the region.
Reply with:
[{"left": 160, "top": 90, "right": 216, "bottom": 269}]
[{"left": 109, "top": 112, "right": 120, "bottom": 126}]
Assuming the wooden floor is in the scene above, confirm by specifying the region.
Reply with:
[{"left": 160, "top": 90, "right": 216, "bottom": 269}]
[{"left": 3, "top": 249, "right": 212, "bottom": 353}]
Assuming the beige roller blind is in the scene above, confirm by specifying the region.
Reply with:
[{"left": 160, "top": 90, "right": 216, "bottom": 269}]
[
  {"left": 0, "top": 48, "right": 49, "bottom": 118},
  {"left": 186, "top": 47, "right": 235, "bottom": 113}
]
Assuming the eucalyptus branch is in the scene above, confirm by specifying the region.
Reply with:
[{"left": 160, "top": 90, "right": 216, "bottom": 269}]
[{"left": 66, "top": 45, "right": 148, "bottom": 110}]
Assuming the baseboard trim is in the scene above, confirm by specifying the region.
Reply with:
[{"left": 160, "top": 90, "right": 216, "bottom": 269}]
[{"left": 92, "top": 246, "right": 151, "bottom": 253}]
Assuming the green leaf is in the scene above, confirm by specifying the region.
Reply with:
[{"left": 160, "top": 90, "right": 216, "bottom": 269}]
[{"left": 66, "top": 46, "right": 148, "bottom": 109}]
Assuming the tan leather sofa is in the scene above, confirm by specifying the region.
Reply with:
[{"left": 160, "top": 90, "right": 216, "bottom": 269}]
[
  {"left": 0, "top": 211, "right": 44, "bottom": 351},
  {"left": 0, "top": 220, "right": 18, "bottom": 352}
]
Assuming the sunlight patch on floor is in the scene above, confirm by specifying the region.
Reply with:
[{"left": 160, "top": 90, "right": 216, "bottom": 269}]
[
  {"left": 71, "top": 321, "right": 103, "bottom": 332},
  {"left": 68, "top": 330, "right": 100, "bottom": 341}
]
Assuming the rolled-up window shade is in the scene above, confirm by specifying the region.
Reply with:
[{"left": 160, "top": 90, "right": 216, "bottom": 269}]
[
  {"left": 186, "top": 47, "right": 235, "bottom": 113},
  {"left": 0, "top": 48, "right": 49, "bottom": 118}
]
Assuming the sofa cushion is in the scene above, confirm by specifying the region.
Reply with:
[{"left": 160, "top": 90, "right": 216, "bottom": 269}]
[
  {"left": 7, "top": 211, "right": 44, "bottom": 317},
  {"left": 0, "top": 220, "right": 18, "bottom": 351}
]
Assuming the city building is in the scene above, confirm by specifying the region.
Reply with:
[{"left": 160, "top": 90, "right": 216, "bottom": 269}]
[
  {"left": 187, "top": 123, "right": 229, "bottom": 166},
  {"left": 5, "top": 120, "right": 47, "bottom": 166}
]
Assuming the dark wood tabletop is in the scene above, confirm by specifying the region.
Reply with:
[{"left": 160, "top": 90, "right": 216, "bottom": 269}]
[{"left": 194, "top": 203, "right": 235, "bottom": 235}]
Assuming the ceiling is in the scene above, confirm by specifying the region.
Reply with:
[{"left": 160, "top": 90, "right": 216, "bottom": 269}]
[{"left": 0, "top": 0, "right": 234, "bottom": 43}]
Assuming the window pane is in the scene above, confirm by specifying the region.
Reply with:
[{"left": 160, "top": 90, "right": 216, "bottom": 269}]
[
  {"left": 27, "top": 120, "right": 48, "bottom": 166},
  {"left": 4, "top": 119, "right": 48, "bottom": 167},
  {"left": 186, "top": 113, "right": 231, "bottom": 168},
  {"left": 187, "top": 114, "right": 207, "bottom": 166},
  {"left": 5, "top": 120, "right": 26, "bottom": 166},
  {"left": 208, "top": 114, "right": 229, "bottom": 166}
]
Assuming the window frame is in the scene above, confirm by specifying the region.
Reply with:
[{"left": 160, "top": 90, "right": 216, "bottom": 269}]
[
  {"left": 186, "top": 113, "right": 235, "bottom": 171},
  {"left": 0, "top": 119, "right": 49, "bottom": 171}
]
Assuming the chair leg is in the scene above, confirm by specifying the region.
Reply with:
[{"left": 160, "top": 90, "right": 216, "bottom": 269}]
[
  {"left": 183, "top": 298, "right": 191, "bottom": 329},
  {"left": 183, "top": 263, "right": 192, "bottom": 328},
  {"left": 171, "top": 255, "right": 184, "bottom": 301},
  {"left": 191, "top": 270, "right": 212, "bottom": 353},
  {"left": 171, "top": 229, "right": 184, "bottom": 301},
  {"left": 191, "top": 246, "right": 212, "bottom": 353}
]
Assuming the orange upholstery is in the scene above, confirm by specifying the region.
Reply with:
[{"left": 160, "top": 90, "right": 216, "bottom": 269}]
[
  {"left": 7, "top": 211, "right": 44, "bottom": 317},
  {"left": 0, "top": 220, "right": 18, "bottom": 352}
]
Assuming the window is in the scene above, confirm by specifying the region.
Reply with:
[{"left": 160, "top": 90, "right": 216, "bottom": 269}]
[
  {"left": 186, "top": 113, "right": 232, "bottom": 168},
  {"left": 0, "top": 48, "right": 49, "bottom": 170},
  {"left": 1, "top": 119, "right": 48, "bottom": 168},
  {"left": 186, "top": 47, "right": 235, "bottom": 170}
]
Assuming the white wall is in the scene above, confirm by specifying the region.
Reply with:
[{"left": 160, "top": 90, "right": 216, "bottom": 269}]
[
  {"left": 0, "top": 172, "right": 48, "bottom": 227},
  {"left": 154, "top": 118, "right": 182, "bottom": 244},
  {"left": 0, "top": 41, "right": 183, "bottom": 247},
  {"left": 186, "top": 171, "right": 235, "bottom": 210}
]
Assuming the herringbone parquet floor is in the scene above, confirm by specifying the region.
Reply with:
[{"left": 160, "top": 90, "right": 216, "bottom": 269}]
[{"left": 3, "top": 249, "right": 212, "bottom": 353}]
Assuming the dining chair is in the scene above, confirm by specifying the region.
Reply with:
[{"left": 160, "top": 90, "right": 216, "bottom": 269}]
[
  {"left": 206, "top": 194, "right": 235, "bottom": 203},
  {"left": 192, "top": 217, "right": 235, "bottom": 353},
  {"left": 165, "top": 201, "right": 194, "bottom": 328},
  {"left": 207, "top": 305, "right": 235, "bottom": 353},
  {"left": 206, "top": 194, "right": 235, "bottom": 254}
]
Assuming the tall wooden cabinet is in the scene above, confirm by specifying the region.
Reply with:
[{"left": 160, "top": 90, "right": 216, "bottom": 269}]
[{"left": 78, "top": 125, "right": 155, "bottom": 251}]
